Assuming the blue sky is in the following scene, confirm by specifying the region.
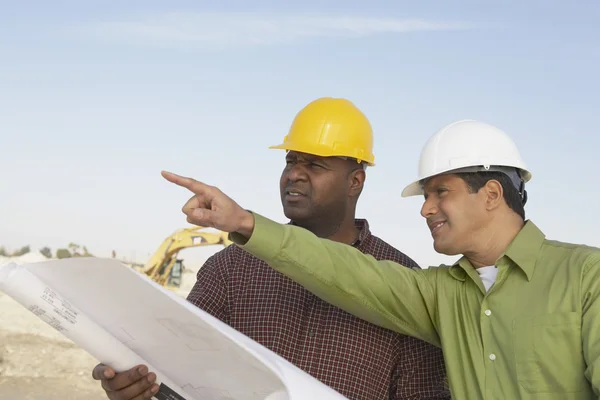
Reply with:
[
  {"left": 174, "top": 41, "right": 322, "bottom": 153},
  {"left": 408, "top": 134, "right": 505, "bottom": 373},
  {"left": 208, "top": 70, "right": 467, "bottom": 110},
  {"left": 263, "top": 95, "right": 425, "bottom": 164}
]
[{"left": 1, "top": 0, "right": 599, "bottom": 269}]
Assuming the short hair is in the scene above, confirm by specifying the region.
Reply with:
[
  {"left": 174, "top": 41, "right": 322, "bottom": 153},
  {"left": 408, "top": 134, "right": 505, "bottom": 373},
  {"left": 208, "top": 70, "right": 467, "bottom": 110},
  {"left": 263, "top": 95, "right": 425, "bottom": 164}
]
[
  {"left": 337, "top": 156, "right": 368, "bottom": 171},
  {"left": 458, "top": 171, "right": 526, "bottom": 220}
]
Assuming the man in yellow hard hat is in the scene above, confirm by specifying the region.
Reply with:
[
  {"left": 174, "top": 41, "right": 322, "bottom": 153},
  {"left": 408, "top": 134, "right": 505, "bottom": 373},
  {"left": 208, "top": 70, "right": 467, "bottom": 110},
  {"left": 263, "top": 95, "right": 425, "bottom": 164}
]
[
  {"left": 92, "top": 98, "right": 450, "bottom": 399},
  {"left": 270, "top": 97, "right": 376, "bottom": 164},
  {"left": 163, "top": 118, "right": 600, "bottom": 399}
]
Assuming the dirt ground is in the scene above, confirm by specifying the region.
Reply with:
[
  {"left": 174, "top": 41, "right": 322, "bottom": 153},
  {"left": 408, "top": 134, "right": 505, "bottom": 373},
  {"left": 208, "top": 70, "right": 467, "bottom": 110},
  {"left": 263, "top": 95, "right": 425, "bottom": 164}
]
[
  {"left": 0, "top": 289, "right": 109, "bottom": 399},
  {"left": 0, "top": 268, "right": 197, "bottom": 400}
]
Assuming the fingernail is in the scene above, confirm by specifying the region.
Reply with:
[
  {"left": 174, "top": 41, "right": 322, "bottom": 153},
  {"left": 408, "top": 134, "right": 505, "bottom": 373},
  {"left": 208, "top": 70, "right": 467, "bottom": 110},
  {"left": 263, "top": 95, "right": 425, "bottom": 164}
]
[
  {"left": 147, "top": 373, "right": 156, "bottom": 383},
  {"left": 151, "top": 384, "right": 159, "bottom": 393},
  {"left": 192, "top": 209, "right": 203, "bottom": 218},
  {"left": 138, "top": 366, "right": 148, "bottom": 375},
  {"left": 104, "top": 369, "right": 113, "bottom": 378}
]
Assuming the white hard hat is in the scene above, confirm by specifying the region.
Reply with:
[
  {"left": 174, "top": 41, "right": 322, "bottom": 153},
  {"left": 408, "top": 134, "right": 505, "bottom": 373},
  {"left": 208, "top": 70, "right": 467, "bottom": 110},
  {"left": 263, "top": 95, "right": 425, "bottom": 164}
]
[{"left": 401, "top": 119, "right": 532, "bottom": 197}]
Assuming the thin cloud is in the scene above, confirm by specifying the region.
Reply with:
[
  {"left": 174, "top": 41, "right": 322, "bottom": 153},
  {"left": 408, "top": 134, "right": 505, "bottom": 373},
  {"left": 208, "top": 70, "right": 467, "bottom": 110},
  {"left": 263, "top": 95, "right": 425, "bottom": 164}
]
[{"left": 83, "top": 11, "right": 472, "bottom": 49}]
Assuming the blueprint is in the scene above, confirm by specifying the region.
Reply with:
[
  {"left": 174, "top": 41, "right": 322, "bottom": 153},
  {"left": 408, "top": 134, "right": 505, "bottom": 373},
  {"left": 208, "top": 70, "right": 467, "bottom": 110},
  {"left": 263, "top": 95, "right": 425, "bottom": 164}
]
[{"left": 0, "top": 257, "right": 348, "bottom": 400}]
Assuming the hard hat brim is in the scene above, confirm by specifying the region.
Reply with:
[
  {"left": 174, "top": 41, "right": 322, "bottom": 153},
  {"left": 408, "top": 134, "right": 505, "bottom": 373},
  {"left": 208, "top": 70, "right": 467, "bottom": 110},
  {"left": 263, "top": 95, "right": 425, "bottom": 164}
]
[
  {"left": 401, "top": 181, "right": 423, "bottom": 197},
  {"left": 269, "top": 142, "right": 375, "bottom": 166},
  {"left": 401, "top": 167, "right": 533, "bottom": 198}
]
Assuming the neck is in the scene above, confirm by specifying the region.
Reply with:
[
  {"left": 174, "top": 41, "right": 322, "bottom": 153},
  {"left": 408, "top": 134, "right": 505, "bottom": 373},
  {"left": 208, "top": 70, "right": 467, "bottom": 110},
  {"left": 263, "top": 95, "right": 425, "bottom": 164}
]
[
  {"left": 464, "top": 212, "right": 525, "bottom": 268},
  {"left": 325, "top": 217, "right": 360, "bottom": 244},
  {"left": 294, "top": 215, "right": 359, "bottom": 245}
]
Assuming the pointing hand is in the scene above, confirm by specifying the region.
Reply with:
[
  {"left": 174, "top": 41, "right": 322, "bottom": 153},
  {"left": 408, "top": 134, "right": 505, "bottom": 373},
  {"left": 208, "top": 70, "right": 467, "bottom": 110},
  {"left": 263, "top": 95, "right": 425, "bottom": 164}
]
[{"left": 161, "top": 171, "right": 255, "bottom": 237}]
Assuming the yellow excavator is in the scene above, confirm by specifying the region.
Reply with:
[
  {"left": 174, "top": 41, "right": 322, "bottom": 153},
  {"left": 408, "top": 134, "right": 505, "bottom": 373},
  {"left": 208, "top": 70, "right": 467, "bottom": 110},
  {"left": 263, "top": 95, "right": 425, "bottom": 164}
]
[{"left": 135, "top": 226, "right": 232, "bottom": 289}]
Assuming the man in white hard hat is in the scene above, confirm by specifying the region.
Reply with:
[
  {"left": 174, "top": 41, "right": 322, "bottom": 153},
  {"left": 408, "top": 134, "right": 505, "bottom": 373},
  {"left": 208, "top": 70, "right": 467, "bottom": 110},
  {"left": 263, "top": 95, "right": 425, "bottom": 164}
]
[{"left": 162, "top": 119, "right": 600, "bottom": 399}]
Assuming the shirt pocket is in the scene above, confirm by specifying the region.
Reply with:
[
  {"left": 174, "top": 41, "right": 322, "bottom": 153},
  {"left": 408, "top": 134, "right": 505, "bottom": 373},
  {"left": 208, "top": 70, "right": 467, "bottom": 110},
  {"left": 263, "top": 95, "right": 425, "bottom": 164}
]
[{"left": 513, "top": 311, "right": 587, "bottom": 393}]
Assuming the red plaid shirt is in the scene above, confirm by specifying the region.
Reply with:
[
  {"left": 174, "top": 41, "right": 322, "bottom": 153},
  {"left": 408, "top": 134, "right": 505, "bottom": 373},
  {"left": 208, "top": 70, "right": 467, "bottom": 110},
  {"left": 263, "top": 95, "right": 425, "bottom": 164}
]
[{"left": 187, "top": 219, "right": 450, "bottom": 399}]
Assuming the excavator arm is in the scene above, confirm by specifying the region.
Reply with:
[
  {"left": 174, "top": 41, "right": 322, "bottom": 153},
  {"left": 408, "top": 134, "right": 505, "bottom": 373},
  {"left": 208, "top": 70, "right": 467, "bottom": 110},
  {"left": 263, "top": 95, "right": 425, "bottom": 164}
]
[{"left": 137, "top": 226, "right": 232, "bottom": 287}]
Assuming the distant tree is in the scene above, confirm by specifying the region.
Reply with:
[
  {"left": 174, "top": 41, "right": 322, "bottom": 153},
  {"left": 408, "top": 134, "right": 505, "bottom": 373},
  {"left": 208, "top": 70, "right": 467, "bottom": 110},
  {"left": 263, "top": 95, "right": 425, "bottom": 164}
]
[
  {"left": 81, "top": 246, "right": 93, "bottom": 257},
  {"left": 40, "top": 247, "right": 52, "bottom": 258},
  {"left": 56, "top": 248, "right": 72, "bottom": 259},
  {"left": 0, "top": 247, "right": 7, "bottom": 257},
  {"left": 11, "top": 246, "right": 30, "bottom": 257},
  {"left": 68, "top": 242, "right": 81, "bottom": 256}
]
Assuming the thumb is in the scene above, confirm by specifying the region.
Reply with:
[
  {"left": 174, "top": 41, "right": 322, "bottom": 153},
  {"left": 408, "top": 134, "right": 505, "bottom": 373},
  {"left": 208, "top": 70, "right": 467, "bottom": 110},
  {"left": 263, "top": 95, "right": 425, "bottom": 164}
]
[{"left": 92, "top": 364, "right": 114, "bottom": 380}]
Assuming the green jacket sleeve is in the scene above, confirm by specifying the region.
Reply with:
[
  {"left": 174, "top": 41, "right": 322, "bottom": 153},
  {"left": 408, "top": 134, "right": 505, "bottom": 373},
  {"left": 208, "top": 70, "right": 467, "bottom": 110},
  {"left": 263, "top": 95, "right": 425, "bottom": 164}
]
[
  {"left": 582, "top": 251, "right": 600, "bottom": 395},
  {"left": 231, "top": 212, "right": 441, "bottom": 347}
]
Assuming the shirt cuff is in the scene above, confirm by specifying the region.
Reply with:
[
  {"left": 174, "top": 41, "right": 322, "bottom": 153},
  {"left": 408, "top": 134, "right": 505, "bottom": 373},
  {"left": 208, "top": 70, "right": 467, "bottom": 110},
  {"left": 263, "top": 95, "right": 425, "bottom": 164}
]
[{"left": 228, "top": 212, "right": 285, "bottom": 262}]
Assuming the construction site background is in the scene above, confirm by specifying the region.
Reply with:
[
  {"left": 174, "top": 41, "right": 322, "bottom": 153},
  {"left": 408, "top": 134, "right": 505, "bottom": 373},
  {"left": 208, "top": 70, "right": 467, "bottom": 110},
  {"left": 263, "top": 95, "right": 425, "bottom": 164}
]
[{"left": 0, "top": 250, "right": 205, "bottom": 400}]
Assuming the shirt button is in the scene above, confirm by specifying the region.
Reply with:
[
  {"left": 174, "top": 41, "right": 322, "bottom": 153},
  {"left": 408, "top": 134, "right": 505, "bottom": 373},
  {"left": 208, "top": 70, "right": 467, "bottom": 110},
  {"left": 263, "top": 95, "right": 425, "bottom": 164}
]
[
  {"left": 484, "top": 309, "right": 492, "bottom": 316},
  {"left": 489, "top": 353, "right": 496, "bottom": 361}
]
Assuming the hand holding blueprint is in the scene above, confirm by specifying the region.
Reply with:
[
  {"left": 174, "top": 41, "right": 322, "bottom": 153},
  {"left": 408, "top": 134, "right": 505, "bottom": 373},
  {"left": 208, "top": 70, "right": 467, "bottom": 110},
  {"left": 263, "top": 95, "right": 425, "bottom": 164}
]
[{"left": 0, "top": 257, "right": 348, "bottom": 400}]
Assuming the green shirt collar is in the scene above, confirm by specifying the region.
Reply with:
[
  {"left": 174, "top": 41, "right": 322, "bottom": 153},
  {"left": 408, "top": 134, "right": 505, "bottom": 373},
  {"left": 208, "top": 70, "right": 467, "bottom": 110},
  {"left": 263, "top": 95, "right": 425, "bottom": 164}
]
[{"left": 449, "top": 220, "right": 546, "bottom": 282}]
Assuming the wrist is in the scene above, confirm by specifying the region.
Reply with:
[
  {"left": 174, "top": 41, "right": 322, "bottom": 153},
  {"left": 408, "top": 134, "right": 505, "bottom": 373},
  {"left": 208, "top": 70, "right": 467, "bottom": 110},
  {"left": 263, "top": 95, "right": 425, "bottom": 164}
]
[{"left": 237, "top": 210, "right": 255, "bottom": 238}]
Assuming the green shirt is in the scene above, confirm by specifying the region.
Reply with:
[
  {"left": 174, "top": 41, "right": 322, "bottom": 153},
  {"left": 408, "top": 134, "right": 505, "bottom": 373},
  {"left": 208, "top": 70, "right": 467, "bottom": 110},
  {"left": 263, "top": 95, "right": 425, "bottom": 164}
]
[{"left": 231, "top": 213, "right": 600, "bottom": 399}]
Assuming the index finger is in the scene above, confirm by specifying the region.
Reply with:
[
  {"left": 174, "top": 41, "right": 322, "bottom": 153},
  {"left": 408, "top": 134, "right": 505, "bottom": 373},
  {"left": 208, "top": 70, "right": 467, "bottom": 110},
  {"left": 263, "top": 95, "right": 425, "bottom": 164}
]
[
  {"left": 102, "top": 365, "right": 150, "bottom": 392},
  {"left": 161, "top": 171, "right": 211, "bottom": 194}
]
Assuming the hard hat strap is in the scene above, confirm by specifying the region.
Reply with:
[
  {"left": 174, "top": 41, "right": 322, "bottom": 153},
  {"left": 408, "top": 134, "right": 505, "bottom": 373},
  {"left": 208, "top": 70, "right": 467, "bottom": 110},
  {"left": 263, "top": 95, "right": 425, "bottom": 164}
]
[{"left": 448, "top": 165, "right": 527, "bottom": 205}]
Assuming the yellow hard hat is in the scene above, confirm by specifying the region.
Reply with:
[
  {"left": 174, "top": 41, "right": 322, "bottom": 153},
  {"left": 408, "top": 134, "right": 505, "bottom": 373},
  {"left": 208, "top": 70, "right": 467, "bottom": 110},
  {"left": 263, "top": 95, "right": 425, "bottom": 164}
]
[{"left": 269, "top": 97, "right": 375, "bottom": 166}]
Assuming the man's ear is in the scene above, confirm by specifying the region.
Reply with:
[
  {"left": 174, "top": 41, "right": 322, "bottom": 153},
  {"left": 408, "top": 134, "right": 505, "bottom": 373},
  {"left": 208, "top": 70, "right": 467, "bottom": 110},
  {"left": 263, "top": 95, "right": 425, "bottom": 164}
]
[
  {"left": 483, "top": 179, "right": 503, "bottom": 210},
  {"left": 349, "top": 168, "right": 366, "bottom": 198}
]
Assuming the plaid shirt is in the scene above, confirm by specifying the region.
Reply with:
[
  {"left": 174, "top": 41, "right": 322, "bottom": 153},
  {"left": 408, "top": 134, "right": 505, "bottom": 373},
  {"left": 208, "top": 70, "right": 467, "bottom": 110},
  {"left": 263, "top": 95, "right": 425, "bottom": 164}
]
[{"left": 187, "top": 219, "right": 450, "bottom": 400}]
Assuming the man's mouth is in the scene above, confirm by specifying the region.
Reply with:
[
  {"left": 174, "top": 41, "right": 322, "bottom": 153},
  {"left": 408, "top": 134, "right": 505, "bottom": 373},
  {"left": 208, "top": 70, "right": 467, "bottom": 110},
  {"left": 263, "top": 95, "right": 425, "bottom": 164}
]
[
  {"left": 429, "top": 221, "right": 446, "bottom": 235},
  {"left": 285, "top": 190, "right": 305, "bottom": 197}
]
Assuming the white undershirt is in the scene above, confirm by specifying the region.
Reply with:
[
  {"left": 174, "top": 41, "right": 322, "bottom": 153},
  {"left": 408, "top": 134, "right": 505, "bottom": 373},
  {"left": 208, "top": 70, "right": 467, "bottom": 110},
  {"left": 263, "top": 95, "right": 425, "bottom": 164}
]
[{"left": 476, "top": 266, "right": 498, "bottom": 291}]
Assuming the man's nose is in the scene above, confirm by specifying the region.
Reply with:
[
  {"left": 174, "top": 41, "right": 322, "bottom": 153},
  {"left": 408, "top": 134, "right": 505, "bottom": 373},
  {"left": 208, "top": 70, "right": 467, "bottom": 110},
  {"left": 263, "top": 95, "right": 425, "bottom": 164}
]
[
  {"left": 286, "top": 163, "right": 309, "bottom": 181},
  {"left": 420, "top": 196, "right": 438, "bottom": 219}
]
